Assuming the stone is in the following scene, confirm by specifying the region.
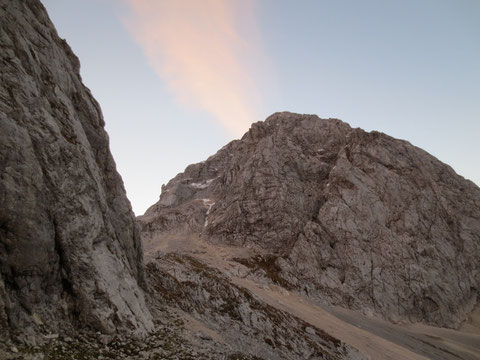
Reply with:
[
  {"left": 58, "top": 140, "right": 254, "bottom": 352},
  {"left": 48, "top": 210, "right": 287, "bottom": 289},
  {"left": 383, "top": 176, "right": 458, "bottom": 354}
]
[
  {"left": 32, "top": 314, "right": 43, "bottom": 327},
  {"left": 0, "top": 0, "right": 153, "bottom": 338},
  {"left": 98, "top": 334, "right": 112, "bottom": 345}
]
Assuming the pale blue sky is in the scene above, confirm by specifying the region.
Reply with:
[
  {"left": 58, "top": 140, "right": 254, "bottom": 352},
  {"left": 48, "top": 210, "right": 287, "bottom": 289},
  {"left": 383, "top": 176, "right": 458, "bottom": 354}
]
[{"left": 42, "top": 0, "right": 479, "bottom": 215}]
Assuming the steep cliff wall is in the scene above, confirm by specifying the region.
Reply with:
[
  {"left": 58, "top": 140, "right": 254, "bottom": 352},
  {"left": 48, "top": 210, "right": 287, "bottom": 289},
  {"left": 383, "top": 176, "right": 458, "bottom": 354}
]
[{"left": 0, "top": 0, "right": 152, "bottom": 341}]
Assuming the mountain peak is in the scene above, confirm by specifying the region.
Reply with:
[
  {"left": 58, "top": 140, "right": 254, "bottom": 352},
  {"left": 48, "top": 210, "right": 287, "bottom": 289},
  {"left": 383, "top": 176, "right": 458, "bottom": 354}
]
[{"left": 140, "top": 112, "right": 480, "bottom": 329}]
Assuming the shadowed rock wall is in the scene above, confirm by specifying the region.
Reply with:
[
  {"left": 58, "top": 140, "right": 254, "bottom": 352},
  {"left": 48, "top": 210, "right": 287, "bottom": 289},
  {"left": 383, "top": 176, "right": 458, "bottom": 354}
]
[{"left": 0, "top": 0, "right": 152, "bottom": 341}]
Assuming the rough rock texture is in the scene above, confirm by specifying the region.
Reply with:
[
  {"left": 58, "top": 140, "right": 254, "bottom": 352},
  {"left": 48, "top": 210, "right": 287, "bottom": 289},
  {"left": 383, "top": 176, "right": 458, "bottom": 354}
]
[
  {"left": 140, "top": 112, "right": 480, "bottom": 329},
  {"left": 0, "top": 0, "right": 152, "bottom": 341},
  {"left": 146, "top": 253, "right": 365, "bottom": 360},
  {"left": 0, "top": 305, "right": 251, "bottom": 360}
]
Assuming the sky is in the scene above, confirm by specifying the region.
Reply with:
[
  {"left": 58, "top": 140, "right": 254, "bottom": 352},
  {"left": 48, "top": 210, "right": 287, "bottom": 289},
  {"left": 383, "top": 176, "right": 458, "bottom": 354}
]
[{"left": 42, "top": 0, "right": 480, "bottom": 215}]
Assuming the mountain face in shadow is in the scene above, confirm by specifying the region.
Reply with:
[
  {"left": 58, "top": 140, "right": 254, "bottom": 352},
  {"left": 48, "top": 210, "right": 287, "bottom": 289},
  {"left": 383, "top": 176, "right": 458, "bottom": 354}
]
[{"left": 0, "top": 0, "right": 152, "bottom": 342}]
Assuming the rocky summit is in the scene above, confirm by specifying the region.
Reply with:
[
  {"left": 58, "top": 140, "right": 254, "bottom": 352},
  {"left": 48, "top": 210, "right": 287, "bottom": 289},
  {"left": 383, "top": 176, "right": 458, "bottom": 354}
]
[
  {"left": 1, "top": 0, "right": 480, "bottom": 359},
  {"left": 140, "top": 112, "right": 480, "bottom": 329},
  {"left": 140, "top": 112, "right": 480, "bottom": 359}
]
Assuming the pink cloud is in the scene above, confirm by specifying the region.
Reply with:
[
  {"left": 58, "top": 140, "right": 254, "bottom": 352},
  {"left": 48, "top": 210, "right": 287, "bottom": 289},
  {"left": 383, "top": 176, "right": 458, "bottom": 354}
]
[{"left": 122, "top": 0, "right": 266, "bottom": 136}]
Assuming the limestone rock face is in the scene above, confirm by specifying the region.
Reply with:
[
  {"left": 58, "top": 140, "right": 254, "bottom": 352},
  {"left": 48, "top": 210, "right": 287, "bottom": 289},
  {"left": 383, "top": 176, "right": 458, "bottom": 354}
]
[
  {"left": 0, "top": 0, "right": 153, "bottom": 339},
  {"left": 140, "top": 112, "right": 480, "bottom": 328}
]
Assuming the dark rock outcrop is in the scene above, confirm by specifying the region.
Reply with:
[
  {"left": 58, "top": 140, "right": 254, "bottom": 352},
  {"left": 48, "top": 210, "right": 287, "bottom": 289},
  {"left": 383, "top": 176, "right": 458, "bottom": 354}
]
[
  {"left": 0, "top": 0, "right": 152, "bottom": 341},
  {"left": 140, "top": 112, "right": 480, "bottom": 329}
]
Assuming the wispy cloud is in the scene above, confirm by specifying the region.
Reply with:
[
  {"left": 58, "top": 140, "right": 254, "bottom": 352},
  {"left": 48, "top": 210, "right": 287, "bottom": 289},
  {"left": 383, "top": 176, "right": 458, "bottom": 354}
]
[{"left": 122, "top": 0, "right": 267, "bottom": 136}]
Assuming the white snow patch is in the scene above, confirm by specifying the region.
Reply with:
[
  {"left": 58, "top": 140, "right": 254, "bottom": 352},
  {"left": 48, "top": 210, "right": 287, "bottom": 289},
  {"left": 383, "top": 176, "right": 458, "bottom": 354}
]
[
  {"left": 200, "top": 198, "right": 215, "bottom": 227},
  {"left": 190, "top": 178, "right": 216, "bottom": 189},
  {"left": 173, "top": 177, "right": 191, "bottom": 185}
]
